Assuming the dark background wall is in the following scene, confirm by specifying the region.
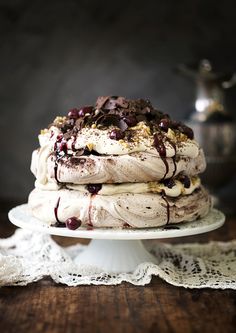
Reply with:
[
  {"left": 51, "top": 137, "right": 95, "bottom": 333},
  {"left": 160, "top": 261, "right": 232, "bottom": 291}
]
[{"left": 0, "top": 0, "right": 236, "bottom": 200}]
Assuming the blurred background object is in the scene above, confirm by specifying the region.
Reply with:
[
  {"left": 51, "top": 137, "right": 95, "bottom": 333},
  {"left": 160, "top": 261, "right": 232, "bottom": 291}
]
[
  {"left": 177, "top": 60, "right": 236, "bottom": 212},
  {"left": 0, "top": 0, "right": 236, "bottom": 207}
]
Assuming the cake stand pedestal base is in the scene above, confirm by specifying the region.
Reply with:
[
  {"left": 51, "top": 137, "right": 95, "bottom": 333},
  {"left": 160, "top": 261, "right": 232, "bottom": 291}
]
[
  {"left": 8, "top": 205, "right": 225, "bottom": 275},
  {"left": 74, "top": 239, "right": 158, "bottom": 273}
]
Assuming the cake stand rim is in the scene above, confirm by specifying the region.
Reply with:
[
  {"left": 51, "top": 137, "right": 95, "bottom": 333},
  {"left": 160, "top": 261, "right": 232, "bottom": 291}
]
[{"left": 8, "top": 204, "right": 225, "bottom": 240}]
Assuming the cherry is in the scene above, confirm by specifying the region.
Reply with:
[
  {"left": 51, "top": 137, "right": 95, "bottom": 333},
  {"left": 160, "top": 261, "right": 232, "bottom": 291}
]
[
  {"left": 179, "top": 125, "right": 194, "bottom": 140},
  {"left": 68, "top": 108, "right": 79, "bottom": 119},
  {"left": 78, "top": 106, "right": 93, "bottom": 117},
  {"left": 59, "top": 141, "right": 68, "bottom": 154},
  {"left": 163, "top": 178, "right": 175, "bottom": 188},
  {"left": 65, "top": 217, "right": 82, "bottom": 230},
  {"left": 109, "top": 129, "right": 125, "bottom": 140},
  {"left": 56, "top": 134, "right": 63, "bottom": 142},
  {"left": 171, "top": 121, "right": 180, "bottom": 129},
  {"left": 159, "top": 118, "right": 170, "bottom": 132},
  {"left": 86, "top": 184, "right": 102, "bottom": 194},
  {"left": 123, "top": 115, "right": 137, "bottom": 127},
  {"left": 179, "top": 175, "right": 191, "bottom": 188}
]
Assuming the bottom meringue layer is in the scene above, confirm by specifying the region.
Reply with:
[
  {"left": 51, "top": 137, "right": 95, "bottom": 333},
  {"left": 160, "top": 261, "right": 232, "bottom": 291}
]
[{"left": 28, "top": 186, "right": 211, "bottom": 228}]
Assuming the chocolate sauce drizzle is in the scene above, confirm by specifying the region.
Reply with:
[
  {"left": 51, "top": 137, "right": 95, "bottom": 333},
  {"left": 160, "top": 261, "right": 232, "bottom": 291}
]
[
  {"left": 54, "top": 136, "right": 69, "bottom": 184},
  {"left": 166, "top": 137, "right": 177, "bottom": 177},
  {"left": 54, "top": 162, "right": 60, "bottom": 183},
  {"left": 153, "top": 132, "right": 169, "bottom": 179},
  {"left": 161, "top": 191, "right": 170, "bottom": 224},
  {"left": 172, "top": 156, "right": 177, "bottom": 178},
  {"left": 153, "top": 132, "right": 177, "bottom": 181},
  {"left": 53, "top": 197, "right": 65, "bottom": 227},
  {"left": 71, "top": 136, "right": 76, "bottom": 152},
  {"left": 54, "top": 197, "right": 61, "bottom": 222}
]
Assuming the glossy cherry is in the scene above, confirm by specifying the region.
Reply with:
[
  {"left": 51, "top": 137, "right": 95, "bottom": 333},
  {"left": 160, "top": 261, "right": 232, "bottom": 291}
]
[
  {"left": 59, "top": 141, "right": 68, "bottom": 153},
  {"left": 123, "top": 115, "right": 137, "bottom": 127},
  {"left": 86, "top": 184, "right": 102, "bottom": 194},
  {"left": 179, "top": 175, "right": 191, "bottom": 188},
  {"left": 65, "top": 217, "right": 82, "bottom": 230},
  {"left": 78, "top": 106, "right": 93, "bottom": 117},
  {"left": 68, "top": 108, "right": 79, "bottom": 119},
  {"left": 159, "top": 118, "right": 170, "bottom": 132},
  {"left": 109, "top": 129, "right": 125, "bottom": 140}
]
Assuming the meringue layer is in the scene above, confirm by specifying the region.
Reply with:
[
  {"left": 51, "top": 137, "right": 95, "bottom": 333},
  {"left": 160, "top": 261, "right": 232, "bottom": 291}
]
[
  {"left": 31, "top": 148, "right": 206, "bottom": 186},
  {"left": 28, "top": 186, "right": 211, "bottom": 228}
]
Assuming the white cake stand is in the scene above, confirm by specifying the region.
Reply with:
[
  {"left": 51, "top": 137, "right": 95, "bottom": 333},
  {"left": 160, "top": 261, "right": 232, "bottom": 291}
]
[{"left": 8, "top": 204, "right": 225, "bottom": 273}]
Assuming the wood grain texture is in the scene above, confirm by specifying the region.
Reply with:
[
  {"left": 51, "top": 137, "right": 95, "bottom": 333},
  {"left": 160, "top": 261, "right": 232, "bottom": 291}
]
[{"left": 0, "top": 201, "right": 236, "bottom": 333}]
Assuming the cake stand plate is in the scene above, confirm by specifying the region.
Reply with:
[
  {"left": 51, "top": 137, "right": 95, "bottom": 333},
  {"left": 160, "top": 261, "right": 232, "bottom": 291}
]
[{"left": 8, "top": 205, "right": 225, "bottom": 273}]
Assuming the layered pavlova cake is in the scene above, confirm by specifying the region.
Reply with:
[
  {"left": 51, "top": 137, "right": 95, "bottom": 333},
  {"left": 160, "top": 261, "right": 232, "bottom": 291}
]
[{"left": 29, "top": 96, "right": 211, "bottom": 229}]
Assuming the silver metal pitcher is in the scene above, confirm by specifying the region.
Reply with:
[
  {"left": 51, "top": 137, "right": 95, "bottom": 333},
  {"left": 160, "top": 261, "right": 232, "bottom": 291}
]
[{"left": 177, "top": 59, "right": 236, "bottom": 191}]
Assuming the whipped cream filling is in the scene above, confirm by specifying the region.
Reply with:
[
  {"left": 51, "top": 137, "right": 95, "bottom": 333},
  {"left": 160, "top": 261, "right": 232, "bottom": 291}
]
[
  {"left": 28, "top": 185, "right": 211, "bottom": 228},
  {"left": 41, "top": 124, "right": 199, "bottom": 158},
  {"left": 67, "top": 177, "right": 201, "bottom": 197},
  {"left": 67, "top": 127, "right": 199, "bottom": 157},
  {"left": 34, "top": 174, "right": 201, "bottom": 198}
]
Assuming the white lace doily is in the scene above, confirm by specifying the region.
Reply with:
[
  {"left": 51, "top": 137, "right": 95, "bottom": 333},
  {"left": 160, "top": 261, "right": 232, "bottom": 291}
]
[{"left": 0, "top": 228, "right": 235, "bottom": 288}]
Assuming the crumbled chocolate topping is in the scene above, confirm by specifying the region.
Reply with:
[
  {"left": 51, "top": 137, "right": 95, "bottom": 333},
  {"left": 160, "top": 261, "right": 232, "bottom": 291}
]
[{"left": 50, "top": 96, "right": 194, "bottom": 140}]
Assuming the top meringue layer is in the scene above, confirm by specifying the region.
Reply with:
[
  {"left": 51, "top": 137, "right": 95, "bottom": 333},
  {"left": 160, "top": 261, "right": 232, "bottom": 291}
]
[
  {"left": 40, "top": 96, "right": 199, "bottom": 158},
  {"left": 34, "top": 96, "right": 204, "bottom": 187},
  {"left": 39, "top": 124, "right": 199, "bottom": 158}
]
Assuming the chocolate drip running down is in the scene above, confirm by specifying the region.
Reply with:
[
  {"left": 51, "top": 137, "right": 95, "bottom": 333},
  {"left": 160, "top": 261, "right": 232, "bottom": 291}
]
[
  {"left": 161, "top": 191, "right": 170, "bottom": 224},
  {"left": 153, "top": 132, "right": 169, "bottom": 179},
  {"left": 172, "top": 156, "right": 177, "bottom": 178},
  {"left": 53, "top": 197, "right": 65, "bottom": 227},
  {"left": 71, "top": 136, "right": 77, "bottom": 152},
  {"left": 54, "top": 197, "right": 60, "bottom": 222},
  {"left": 54, "top": 161, "right": 60, "bottom": 184}
]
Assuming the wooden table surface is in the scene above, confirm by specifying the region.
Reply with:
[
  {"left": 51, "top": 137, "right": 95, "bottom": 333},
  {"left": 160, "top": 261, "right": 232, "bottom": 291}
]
[{"left": 0, "top": 201, "right": 235, "bottom": 333}]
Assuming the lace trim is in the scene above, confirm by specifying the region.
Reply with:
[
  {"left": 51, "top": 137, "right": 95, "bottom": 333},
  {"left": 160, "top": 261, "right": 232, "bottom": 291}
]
[{"left": 0, "top": 229, "right": 235, "bottom": 288}]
